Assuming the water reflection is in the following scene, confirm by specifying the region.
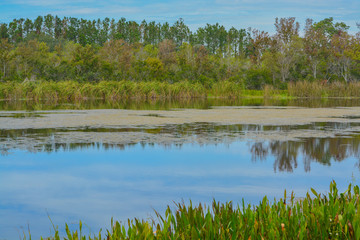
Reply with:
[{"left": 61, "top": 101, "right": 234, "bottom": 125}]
[
  {"left": 0, "top": 141, "right": 359, "bottom": 240},
  {"left": 2, "top": 97, "right": 360, "bottom": 111},
  {"left": 250, "top": 137, "right": 360, "bottom": 172},
  {"left": 1, "top": 122, "right": 360, "bottom": 173}
]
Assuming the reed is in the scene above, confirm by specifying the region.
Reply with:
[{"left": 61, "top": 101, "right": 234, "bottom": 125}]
[
  {"left": 39, "top": 181, "right": 360, "bottom": 240},
  {"left": 3, "top": 80, "right": 360, "bottom": 101},
  {"left": 210, "top": 81, "right": 243, "bottom": 98},
  {"left": 0, "top": 80, "right": 207, "bottom": 101},
  {"left": 288, "top": 81, "right": 360, "bottom": 98}
]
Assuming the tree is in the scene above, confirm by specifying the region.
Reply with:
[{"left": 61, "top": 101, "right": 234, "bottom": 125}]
[
  {"left": 70, "top": 44, "right": 99, "bottom": 81},
  {"left": 99, "top": 39, "right": 132, "bottom": 79},
  {"left": 304, "top": 18, "right": 328, "bottom": 80},
  {"left": 313, "top": 17, "right": 349, "bottom": 40},
  {"left": 158, "top": 39, "right": 176, "bottom": 66},
  {"left": 171, "top": 18, "right": 190, "bottom": 47},
  {"left": 0, "top": 24, "right": 9, "bottom": 39},
  {"left": 23, "top": 18, "right": 34, "bottom": 37},
  {"left": 248, "top": 29, "right": 271, "bottom": 65},
  {"left": 34, "top": 16, "right": 43, "bottom": 35},
  {"left": 144, "top": 57, "right": 164, "bottom": 80},
  {"left": 54, "top": 16, "right": 62, "bottom": 39},
  {"left": 67, "top": 17, "right": 79, "bottom": 42},
  {"left": 160, "top": 22, "right": 172, "bottom": 41},
  {"left": 274, "top": 17, "right": 300, "bottom": 44},
  {"left": 43, "top": 14, "right": 54, "bottom": 37},
  {"left": 98, "top": 17, "right": 110, "bottom": 45},
  {"left": 0, "top": 39, "right": 13, "bottom": 79},
  {"left": 331, "top": 32, "right": 352, "bottom": 82},
  {"left": 126, "top": 21, "right": 141, "bottom": 44},
  {"left": 273, "top": 17, "right": 301, "bottom": 82},
  {"left": 14, "top": 40, "right": 46, "bottom": 78}
]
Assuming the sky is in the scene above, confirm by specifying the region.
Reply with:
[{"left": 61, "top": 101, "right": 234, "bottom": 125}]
[{"left": 0, "top": 0, "right": 359, "bottom": 34}]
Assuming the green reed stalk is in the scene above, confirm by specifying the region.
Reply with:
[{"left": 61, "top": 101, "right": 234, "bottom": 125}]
[{"left": 38, "top": 181, "right": 360, "bottom": 240}]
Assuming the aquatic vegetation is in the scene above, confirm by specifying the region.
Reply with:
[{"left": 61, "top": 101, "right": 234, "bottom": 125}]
[
  {"left": 2, "top": 80, "right": 360, "bottom": 101},
  {"left": 37, "top": 181, "right": 360, "bottom": 239},
  {"left": 210, "top": 81, "right": 243, "bottom": 98},
  {"left": 0, "top": 80, "right": 249, "bottom": 100},
  {"left": 288, "top": 81, "right": 360, "bottom": 98},
  {"left": 0, "top": 80, "right": 208, "bottom": 100}
]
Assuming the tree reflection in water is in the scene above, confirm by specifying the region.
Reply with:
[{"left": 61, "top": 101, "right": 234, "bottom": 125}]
[
  {"left": 1, "top": 122, "right": 360, "bottom": 173},
  {"left": 250, "top": 136, "right": 360, "bottom": 172}
]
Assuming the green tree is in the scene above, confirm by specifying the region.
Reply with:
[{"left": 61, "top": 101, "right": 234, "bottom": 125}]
[
  {"left": 43, "top": 14, "right": 54, "bottom": 37},
  {"left": 34, "top": 16, "right": 43, "bottom": 35},
  {"left": 273, "top": 17, "right": 301, "bottom": 82},
  {"left": 171, "top": 18, "right": 190, "bottom": 47},
  {"left": 304, "top": 18, "right": 328, "bottom": 80},
  {"left": 23, "top": 18, "right": 34, "bottom": 37},
  {"left": 0, "top": 24, "right": 9, "bottom": 39},
  {"left": 0, "top": 39, "right": 13, "bottom": 79}
]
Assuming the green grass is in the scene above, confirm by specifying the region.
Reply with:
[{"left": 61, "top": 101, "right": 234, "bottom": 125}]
[
  {"left": 33, "top": 181, "right": 360, "bottom": 239},
  {"left": 288, "top": 81, "right": 360, "bottom": 98},
  {"left": 2, "top": 80, "right": 360, "bottom": 101},
  {"left": 0, "top": 80, "right": 207, "bottom": 101}
]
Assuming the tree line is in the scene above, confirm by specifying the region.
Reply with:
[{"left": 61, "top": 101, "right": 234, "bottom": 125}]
[{"left": 0, "top": 15, "right": 359, "bottom": 89}]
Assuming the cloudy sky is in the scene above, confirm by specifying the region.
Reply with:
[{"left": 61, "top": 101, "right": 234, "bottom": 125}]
[{"left": 0, "top": 0, "right": 359, "bottom": 33}]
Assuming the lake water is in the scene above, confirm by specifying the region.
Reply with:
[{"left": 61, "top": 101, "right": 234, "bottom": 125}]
[{"left": 0, "top": 99, "right": 360, "bottom": 239}]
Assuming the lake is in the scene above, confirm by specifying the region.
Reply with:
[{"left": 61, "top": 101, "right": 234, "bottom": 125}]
[{"left": 0, "top": 99, "right": 360, "bottom": 239}]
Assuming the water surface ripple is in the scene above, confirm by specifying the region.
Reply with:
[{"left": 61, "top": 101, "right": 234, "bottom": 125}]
[{"left": 1, "top": 106, "right": 360, "bottom": 239}]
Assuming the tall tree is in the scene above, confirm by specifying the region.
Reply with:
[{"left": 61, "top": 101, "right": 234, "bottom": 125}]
[
  {"left": 304, "top": 18, "right": 328, "bottom": 80},
  {"left": 248, "top": 29, "right": 271, "bottom": 65},
  {"left": 23, "top": 18, "right": 34, "bottom": 37},
  {"left": 273, "top": 17, "right": 301, "bottom": 82},
  {"left": 34, "top": 16, "right": 43, "bottom": 35},
  {"left": 0, "top": 39, "right": 13, "bottom": 79},
  {"left": 43, "top": 14, "right": 54, "bottom": 37},
  {"left": 0, "top": 24, "right": 9, "bottom": 39},
  {"left": 171, "top": 18, "right": 190, "bottom": 47},
  {"left": 54, "top": 16, "right": 62, "bottom": 39}
]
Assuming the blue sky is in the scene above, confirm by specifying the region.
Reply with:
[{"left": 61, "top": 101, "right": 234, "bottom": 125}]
[{"left": 0, "top": 0, "right": 359, "bottom": 33}]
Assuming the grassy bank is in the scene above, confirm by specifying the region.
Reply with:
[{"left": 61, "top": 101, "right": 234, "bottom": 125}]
[
  {"left": 1, "top": 80, "right": 360, "bottom": 101},
  {"left": 0, "top": 80, "right": 285, "bottom": 101},
  {"left": 288, "top": 81, "right": 360, "bottom": 98},
  {"left": 0, "top": 81, "right": 207, "bottom": 100},
  {"left": 35, "top": 181, "right": 359, "bottom": 239}
]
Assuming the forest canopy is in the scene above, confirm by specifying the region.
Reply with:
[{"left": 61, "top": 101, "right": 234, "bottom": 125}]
[{"left": 0, "top": 15, "right": 359, "bottom": 89}]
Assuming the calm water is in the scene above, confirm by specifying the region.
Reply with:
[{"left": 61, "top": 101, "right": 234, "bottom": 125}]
[
  {"left": 2, "top": 97, "right": 360, "bottom": 111},
  {"left": 1, "top": 99, "right": 360, "bottom": 239}
]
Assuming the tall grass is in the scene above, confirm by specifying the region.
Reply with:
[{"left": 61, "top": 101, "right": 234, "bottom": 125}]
[
  {"left": 210, "top": 81, "right": 243, "bottom": 98},
  {"left": 0, "top": 80, "right": 207, "bottom": 101},
  {"left": 2, "top": 80, "right": 360, "bottom": 101},
  {"left": 288, "top": 81, "right": 360, "bottom": 98},
  {"left": 39, "top": 181, "right": 359, "bottom": 239}
]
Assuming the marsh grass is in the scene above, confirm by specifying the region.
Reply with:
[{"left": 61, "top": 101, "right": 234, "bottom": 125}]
[
  {"left": 0, "top": 81, "right": 207, "bottom": 101},
  {"left": 210, "top": 81, "right": 243, "bottom": 98},
  {"left": 288, "top": 81, "right": 360, "bottom": 98},
  {"left": 37, "top": 181, "right": 360, "bottom": 239},
  {"left": 2, "top": 80, "right": 360, "bottom": 101}
]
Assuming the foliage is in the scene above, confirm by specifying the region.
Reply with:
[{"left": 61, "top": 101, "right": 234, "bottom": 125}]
[
  {"left": 0, "top": 15, "right": 359, "bottom": 91},
  {"left": 0, "top": 80, "right": 208, "bottom": 100},
  {"left": 2, "top": 80, "right": 360, "bottom": 100},
  {"left": 288, "top": 81, "right": 360, "bottom": 98},
  {"left": 36, "top": 181, "right": 360, "bottom": 239}
]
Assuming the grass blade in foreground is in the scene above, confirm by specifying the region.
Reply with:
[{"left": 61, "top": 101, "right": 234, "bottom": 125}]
[{"left": 43, "top": 181, "right": 360, "bottom": 239}]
